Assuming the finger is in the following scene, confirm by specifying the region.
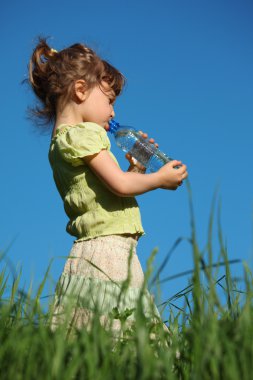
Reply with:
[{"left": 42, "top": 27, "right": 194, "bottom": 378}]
[
  {"left": 125, "top": 153, "right": 135, "bottom": 164},
  {"left": 134, "top": 159, "right": 145, "bottom": 170},
  {"left": 147, "top": 138, "right": 159, "bottom": 149},
  {"left": 138, "top": 130, "right": 148, "bottom": 139},
  {"left": 169, "top": 160, "right": 182, "bottom": 167},
  {"left": 182, "top": 167, "right": 188, "bottom": 175},
  {"left": 148, "top": 138, "right": 159, "bottom": 148},
  {"left": 125, "top": 153, "right": 145, "bottom": 169},
  {"left": 176, "top": 163, "right": 187, "bottom": 171}
]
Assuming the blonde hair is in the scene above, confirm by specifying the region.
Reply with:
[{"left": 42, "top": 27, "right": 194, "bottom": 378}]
[{"left": 27, "top": 37, "right": 125, "bottom": 127}]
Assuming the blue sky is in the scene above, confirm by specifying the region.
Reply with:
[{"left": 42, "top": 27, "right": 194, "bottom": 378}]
[{"left": 1, "top": 0, "right": 253, "bottom": 316}]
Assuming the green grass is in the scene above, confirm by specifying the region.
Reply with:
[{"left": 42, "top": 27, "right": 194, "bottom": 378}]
[{"left": 1, "top": 188, "right": 252, "bottom": 380}]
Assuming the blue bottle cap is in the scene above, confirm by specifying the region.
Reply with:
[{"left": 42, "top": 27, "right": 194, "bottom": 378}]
[{"left": 108, "top": 119, "right": 120, "bottom": 133}]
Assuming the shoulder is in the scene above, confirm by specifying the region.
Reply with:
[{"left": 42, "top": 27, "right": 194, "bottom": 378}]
[
  {"left": 55, "top": 122, "right": 109, "bottom": 144},
  {"left": 50, "top": 122, "right": 111, "bottom": 166}
]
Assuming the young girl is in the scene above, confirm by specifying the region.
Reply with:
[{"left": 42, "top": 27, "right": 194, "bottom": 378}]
[{"left": 28, "top": 38, "right": 188, "bottom": 333}]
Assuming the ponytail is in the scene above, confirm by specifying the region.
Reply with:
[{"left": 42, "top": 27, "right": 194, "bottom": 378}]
[{"left": 28, "top": 37, "right": 60, "bottom": 126}]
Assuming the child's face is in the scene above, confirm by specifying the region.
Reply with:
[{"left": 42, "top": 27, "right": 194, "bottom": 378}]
[{"left": 80, "top": 81, "right": 116, "bottom": 129}]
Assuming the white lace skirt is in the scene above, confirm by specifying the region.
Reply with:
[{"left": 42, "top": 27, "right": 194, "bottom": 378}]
[{"left": 51, "top": 235, "right": 162, "bottom": 332}]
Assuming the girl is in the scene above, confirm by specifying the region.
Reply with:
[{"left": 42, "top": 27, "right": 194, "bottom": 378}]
[{"left": 28, "top": 37, "right": 188, "bottom": 333}]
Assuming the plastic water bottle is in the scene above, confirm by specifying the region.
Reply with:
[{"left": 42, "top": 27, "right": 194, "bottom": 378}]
[{"left": 108, "top": 119, "right": 178, "bottom": 173}]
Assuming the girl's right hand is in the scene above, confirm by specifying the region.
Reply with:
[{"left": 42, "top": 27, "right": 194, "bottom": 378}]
[{"left": 157, "top": 160, "right": 188, "bottom": 190}]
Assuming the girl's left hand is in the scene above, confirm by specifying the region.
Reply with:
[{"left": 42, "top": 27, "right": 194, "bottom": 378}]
[{"left": 126, "top": 131, "right": 159, "bottom": 173}]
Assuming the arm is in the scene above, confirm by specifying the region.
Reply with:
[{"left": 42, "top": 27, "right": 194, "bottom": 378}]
[{"left": 84, "top": 149, "right": 188, "bottom": 197}]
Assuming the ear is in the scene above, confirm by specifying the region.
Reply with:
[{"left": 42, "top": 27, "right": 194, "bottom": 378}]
[{"left": 74, "top": 79, "right": 88, "bottom": 102}]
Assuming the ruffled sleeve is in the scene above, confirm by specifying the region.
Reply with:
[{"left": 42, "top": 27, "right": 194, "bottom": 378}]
[{"left": 56, "top": 122, "right": 111, "bottom": 167}]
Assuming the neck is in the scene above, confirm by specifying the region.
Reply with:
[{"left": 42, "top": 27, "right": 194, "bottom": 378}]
[{"left": 55, "top": 103, "right": 83, "bottom": 129}]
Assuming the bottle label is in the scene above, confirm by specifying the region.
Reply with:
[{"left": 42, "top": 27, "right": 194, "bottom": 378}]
[{"left": 129, "top": 140, "right": 153, "bottom": 165}]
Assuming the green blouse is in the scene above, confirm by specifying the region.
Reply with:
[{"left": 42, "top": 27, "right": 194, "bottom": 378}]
[{"left": 48, "top": 122, "right": 144, "bottom": 241}]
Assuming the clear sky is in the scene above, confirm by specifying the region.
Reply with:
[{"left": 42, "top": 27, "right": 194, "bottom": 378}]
[{"left": 1, "top": 0, "right": 252, "bottom": 316}]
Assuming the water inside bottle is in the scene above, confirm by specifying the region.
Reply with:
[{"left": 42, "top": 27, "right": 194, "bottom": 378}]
[{"left": 129, "top": 140, "right": 153, "bottom": 166}]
